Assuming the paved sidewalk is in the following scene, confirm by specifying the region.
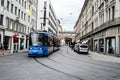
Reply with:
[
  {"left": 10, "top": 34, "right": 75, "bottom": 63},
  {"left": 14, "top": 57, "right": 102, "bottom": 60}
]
[
  {"left": 89, "top": 51, "right": 120, "bottom": 63},
  {"left": 0, "top": 49, "right": 27, "bottom": 56}
]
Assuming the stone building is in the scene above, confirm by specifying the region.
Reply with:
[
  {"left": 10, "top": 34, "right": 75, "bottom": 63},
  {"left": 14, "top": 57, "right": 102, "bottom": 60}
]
[
  {"left": 37, "top": 0, "right": 59, "bottom": 35},
  {"left": 0, "top": 0, "right": 37, "bottom": 52},
  {"left": 75, "top": 0, "right": 120, "bottom": 56}
]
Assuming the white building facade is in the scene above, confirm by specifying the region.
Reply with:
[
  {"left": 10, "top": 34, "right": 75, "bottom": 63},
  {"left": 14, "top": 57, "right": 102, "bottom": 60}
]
[
  {"left": 0, "top": 0, "right": 37, "bottom": 52},
  {"left": 75, "top": 0, "right": 120, "bottom": 56},
  {"left": 37, "top": 0, "right": 58, "bottom": 35}
]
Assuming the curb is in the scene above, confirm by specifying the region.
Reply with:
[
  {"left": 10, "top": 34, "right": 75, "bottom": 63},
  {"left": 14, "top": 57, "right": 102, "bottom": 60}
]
[{"left": 0, "top": 50, "right": 27, "bottom": 57}]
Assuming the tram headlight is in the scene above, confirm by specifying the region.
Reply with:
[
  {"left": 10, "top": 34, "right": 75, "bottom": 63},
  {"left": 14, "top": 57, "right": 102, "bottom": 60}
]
[
  {"left": 29, "top": 48, "right": 32, "bottom": 50},
  {"left": 40, "top": 48, "right": 43, "bottom": 50}
]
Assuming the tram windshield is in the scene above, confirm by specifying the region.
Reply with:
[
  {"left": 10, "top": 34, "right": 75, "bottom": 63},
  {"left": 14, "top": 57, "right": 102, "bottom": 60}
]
[{"left": 29, "top": 33, "right": 48, "bottom": 46}]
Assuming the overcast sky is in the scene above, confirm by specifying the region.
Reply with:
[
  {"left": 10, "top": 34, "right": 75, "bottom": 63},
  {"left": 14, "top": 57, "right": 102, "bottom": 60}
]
[{"left": 51, "top": 0, "right": 85, "bottom": 31}]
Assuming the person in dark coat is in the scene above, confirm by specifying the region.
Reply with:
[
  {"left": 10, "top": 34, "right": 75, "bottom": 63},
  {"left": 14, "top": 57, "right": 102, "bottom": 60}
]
[{"left": 0, "top": 43, "right": 4, "bottom": 55}]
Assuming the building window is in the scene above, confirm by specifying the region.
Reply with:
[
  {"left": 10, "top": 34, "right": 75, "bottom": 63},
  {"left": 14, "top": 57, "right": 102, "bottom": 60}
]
[
  {"left": 16, "top": 23, "right": 18, "bottom": 32},
  {"left": 8, "top": 20, "right": 12, "bottom": 30},
  {"left": 20, "top": 25, "right": 23, "bottom": 33},
  {"left": 29, "top": 5, "right": 31, "bottom": 10},
  {"left": 14, "top": 23, "right": 17, "bottom": 31},
  {"left": 10, "top": 20, "right": 15, "bottom": 30},
  {"left": 28, "top": 16, "right": 30, "bottom": 22},
  {"left": 7, "top": 1, "right": 10, "bottom": 11},
  {"left": 21, "top": 25, "right": 24, "bottom": 33},
  {"left": 92, "top": 6, "right": 94, "bottom": 16},
  {"left": 19, "top": 24, "right": 21, "bottom": 32},
  {"left": 22, "top": 0, "right": 24, "bottom": 6},
  {"left": 106, "top": 10, "right": 108, "bottom": 21},
  {"left": 1, "top": 0, "right": 4, "bottom": 6},
  {"left": 28, "top": 27, "right": 29, "bottom": 34},
  {"left": 108, "top": 8, "right": 110, "bottom": 21},
  {"left": 18, "top": 9, "right": 20, "bottom": 17},
  {"left": 15, "top": 7, "right": 17, "bottom": 15},
  {"left": 24, "top": 26, "right": 26, "bottom": 33},
  {"left": 24, "top": 1, "right": 26, "bottom": 8},
  {"left": 112, "top": 6, "right": 115, "bottom": 21},
  {"left": 17, "top": 24, "right": 20, "bottom": 32},
  {"left": 21, "top": 11, "right": 23, "bottom": 19},
  {"left": 12, "top": 21, "right": 15, "bottom": 30},
  {"left": 19, "top": 0, "right": 21, "bottom": 4},
  {"left": 24, "top": 13, "right": 26, "bottom": 20},
  {"left": 11, "top": 4, "right": 14, "bottom": 13},
  {"left": 6, "top": 17, "right": 9, "bottom": 28},
  {"left": 0, "top": 15, "right": 4, "bottom": 25}
]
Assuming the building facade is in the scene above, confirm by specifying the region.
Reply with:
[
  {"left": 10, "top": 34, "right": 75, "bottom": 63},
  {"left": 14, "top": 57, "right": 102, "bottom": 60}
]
[
  {"left": 57, "top": 19, "right": 63, "bottom": 36},
  {"left": 0, "top": 0, "right": 37, "bottom": 52},
  {"left": 75, "top": 0, "right": 120, "bottom": 56},
  {"left": 74, "top": 15, "right": 81, "bottom": 42},
  {"left": 37, "top": 0, "right": 59, "bottom": 35}
]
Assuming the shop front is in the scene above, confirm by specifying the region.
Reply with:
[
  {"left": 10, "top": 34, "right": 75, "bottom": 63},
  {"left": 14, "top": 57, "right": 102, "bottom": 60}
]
[
  {"left": 4, "top": 36, "right": 11, "bottom": 50},
  {"left": 106, "top": 37, "right": 116, "bottom": 54},
  {"left": 99, "top": 38, "right": 104, "bottom": 52},
  {"left": 94, "top": 40, "right": 99, "bottom": 52}
]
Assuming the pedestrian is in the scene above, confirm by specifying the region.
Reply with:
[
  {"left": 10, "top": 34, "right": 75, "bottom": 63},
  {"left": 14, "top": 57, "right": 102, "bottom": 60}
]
[{"left": 0, "top": 43, "right": 4, "bottom": 55}]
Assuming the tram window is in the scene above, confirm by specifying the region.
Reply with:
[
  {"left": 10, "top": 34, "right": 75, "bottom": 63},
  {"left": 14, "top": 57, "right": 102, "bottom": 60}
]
[{"left": 44, "top": 36, "right": 48, "bottom": 46}]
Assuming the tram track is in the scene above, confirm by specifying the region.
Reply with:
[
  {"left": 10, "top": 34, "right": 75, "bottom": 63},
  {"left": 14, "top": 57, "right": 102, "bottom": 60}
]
[
  {"left": 58, "top": 47, "right": 120, "bottom": 74},
  {"left": 34, "top": 57, "right": 84, "bottom": 80},
  {"left": 47, "top": 56, "right": 59, "bottom": 64},
  {"left": 47, "top": 49, "right": 120, "bottom": 77},
  {"left": 33, "top": 47, "right": 120, "bottom": 80},
  {"left": 66, "top": 47, "right": 120, "bottom": 69},
  {"left": 46, "top": 47, "right": 120, "bottom": 71}
]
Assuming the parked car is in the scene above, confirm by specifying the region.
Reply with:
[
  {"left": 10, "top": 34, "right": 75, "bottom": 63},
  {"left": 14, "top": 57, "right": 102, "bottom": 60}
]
[
  {"left": 73, "top": 44, "right": 79, "bottom": 52},
  {"left": 79, "top": 43, "right": 89, "bottom": 54}
]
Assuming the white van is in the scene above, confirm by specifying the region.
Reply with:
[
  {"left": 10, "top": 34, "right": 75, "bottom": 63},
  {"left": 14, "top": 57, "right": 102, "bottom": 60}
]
[{"left": 79, "top": 43, "right": 89, "bottom": 54}]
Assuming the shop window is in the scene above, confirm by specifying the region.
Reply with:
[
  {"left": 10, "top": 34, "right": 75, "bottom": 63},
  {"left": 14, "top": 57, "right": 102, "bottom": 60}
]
[
  {"left": 99, "top": 39, "right": 104, "bottom": 52},
  {"left": 106, "top": 38, "right": 115, "bottom": 54},
  {"left": 94, "top": 40, "right": 98, "bottom": 51}
]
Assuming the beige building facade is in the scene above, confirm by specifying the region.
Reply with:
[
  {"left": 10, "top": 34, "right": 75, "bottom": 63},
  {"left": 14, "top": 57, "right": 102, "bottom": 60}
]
[
  {"left": 0, "top": 0, "right": 37, "bottom": 51},
  {"left": 37, "top": 0, "right": 59, "bottom": 35},
  {"left": 75, "top": 0, "right": 120, "bottom": 56}
]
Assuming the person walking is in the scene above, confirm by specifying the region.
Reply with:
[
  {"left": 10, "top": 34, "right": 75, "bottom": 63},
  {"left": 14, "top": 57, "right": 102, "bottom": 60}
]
[{"left": 0, "top": 43, "right": 4, "bottom": 55}]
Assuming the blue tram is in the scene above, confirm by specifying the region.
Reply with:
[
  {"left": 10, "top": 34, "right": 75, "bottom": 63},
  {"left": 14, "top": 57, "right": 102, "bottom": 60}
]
[{"left": 28, "top": 30, "right": 60, "bottom": 57}]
